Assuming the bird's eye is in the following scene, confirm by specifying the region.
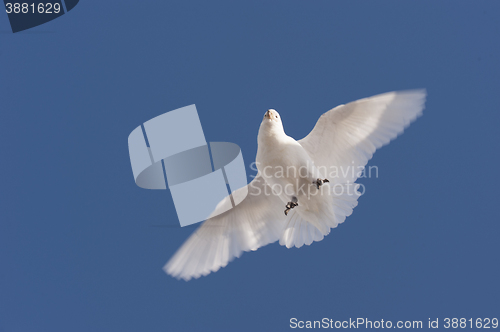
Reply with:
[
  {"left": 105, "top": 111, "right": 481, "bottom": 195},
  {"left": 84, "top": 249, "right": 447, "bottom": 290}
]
[{"left": 275, "top": 115, "right": 278, "bottom": 118}]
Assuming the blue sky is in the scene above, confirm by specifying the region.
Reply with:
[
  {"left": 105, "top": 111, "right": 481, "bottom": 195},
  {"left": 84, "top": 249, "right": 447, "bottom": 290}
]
[{"left": 1, "top": 1, "right": 499, "bottom": 331}]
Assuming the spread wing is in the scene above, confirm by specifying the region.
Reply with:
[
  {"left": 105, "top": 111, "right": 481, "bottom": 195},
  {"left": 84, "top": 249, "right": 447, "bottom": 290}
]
[
  {"left": 164, "top": 175, "right": 286, "bottom": 281},
  {"left": 300, "top": 90, "right": 426, "bottom": 184}
]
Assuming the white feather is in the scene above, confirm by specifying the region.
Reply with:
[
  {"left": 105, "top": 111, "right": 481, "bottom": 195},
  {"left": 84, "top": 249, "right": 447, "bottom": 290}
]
[{"left": 164, "top": 175, "right": 286, "bottom": 281}]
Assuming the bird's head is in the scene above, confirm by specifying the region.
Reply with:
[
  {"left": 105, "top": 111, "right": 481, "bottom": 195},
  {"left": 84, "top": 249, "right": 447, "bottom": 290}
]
[
  {"left": 259, "top": 109, "right": 285, "bottom": 138},
  {"left": 263, "top": 109, "right": 281, "bottom": 123}
]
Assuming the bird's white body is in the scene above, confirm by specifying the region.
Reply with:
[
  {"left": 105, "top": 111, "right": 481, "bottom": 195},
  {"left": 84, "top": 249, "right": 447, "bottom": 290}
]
[
  {"left": 256, "top": 113, "right": 318, "bottom": 203},
  {"left": 256, "top": 110, "right": 334, "bottom": 234},
  {"left": 164, "top": 90, "right": 426, "bottom": 281}
]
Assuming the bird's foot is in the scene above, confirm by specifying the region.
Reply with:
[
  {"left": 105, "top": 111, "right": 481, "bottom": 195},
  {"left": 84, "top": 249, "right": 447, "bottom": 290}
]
[
  {"left": 314, "top": 178, "right": 330, "bottom": 189},
  {"left": 284, "top": 197, "right": 299, "bottom": 216}
]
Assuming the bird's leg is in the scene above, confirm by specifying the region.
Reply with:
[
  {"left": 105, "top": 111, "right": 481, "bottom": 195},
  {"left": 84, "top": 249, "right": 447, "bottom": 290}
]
[
  {"left": 314, "top": 178, "right": 330, "bottom": 189},
  {"left": 284, "top": 196, "right": 298, "bottom": 216}
]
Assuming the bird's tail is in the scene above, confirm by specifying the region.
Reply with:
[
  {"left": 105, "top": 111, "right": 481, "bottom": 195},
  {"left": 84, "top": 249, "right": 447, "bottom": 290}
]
[{"left": 279, "top": 182, "right": 360, "bottom": 248}]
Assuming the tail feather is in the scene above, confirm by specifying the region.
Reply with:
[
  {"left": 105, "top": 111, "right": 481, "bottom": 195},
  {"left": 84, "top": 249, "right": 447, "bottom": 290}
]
[{"left": 279, "top": 183, "right": 360, "bottom": 248}]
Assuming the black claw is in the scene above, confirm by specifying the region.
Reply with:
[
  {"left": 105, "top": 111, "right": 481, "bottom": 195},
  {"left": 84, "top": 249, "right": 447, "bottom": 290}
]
[
  {"left": 314, "top": 178, "right": 330, "bottom": 189},
  {"left": 284, "top": 201, "right": 298, "bottom": 216}
]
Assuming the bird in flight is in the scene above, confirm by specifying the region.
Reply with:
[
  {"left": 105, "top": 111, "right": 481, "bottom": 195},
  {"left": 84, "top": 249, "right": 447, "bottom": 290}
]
[{"left": 164, "top": 90, "right": 426, "bottom": 281}]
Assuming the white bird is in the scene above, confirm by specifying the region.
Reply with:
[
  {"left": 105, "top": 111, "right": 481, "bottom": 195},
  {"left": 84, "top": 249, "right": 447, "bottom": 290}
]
[{"left": 164, "top": 90, "right": 426, "bottom": 281}]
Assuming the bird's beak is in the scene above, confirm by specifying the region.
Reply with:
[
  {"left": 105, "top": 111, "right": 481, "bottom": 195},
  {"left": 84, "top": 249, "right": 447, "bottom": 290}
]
[{"left": 265, "top": 110, "right": 271, "bottom": 119}]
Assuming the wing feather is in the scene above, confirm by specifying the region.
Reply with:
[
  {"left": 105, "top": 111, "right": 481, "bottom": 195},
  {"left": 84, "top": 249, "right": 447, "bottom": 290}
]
[
  {"left": 300, "top": 90, "right": 426, "bottom": 184},
  {"left": 164, "top": 175, "right": 285, "bottom": 281}
]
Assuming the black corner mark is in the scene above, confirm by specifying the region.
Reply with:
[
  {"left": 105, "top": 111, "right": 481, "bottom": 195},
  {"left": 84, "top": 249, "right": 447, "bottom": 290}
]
[
  {"left": 64, "top": 0, "right": 78, "bottom": 12},
  {"left": 4, "top": 0, "right": 79, "bottom": 33}
]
